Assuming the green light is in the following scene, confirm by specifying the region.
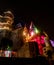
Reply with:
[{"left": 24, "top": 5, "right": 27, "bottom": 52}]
[
  {"left": 34, "top": 26, "right": 40, "bottom": 34},
  {"left": 7, "top": 46, "right": 11, "bottom": 50}
]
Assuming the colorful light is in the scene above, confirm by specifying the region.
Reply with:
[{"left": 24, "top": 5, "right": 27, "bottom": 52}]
[
  {"left": 22, "top": 22, "right": 49, "bottom": 55},
  {"left": 23, "top": 25, "right": 28, "bottom": 36},
  {"left": 50, "top": 40, "right": 54, "bottom": 47},
  {"left": 41, "top": 35, "right": 45, "bottom": 44},
  {"left": 29, "top": 22, "right": 34, "bottom": 29},
  {"left": 23, "top": 31, "right": 26, "bottom": 36},
  {"left": 4, "top": 50, "right": 11, "bottom": 57},
  {"left": 30, "top": 31, "right": 35, "bottom": 36},
  {"left": 34, "top": 27, "right": 39, "bottom": 34}
]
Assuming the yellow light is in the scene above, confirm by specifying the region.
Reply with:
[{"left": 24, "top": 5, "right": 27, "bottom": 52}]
[
  {"left": 26, "top": 34, "right": 30, "bottom": 42},
  {"left": 23, "top": 31, "right": 26, "bottom": 36},
  {"left": 35, "top": 28, "right": 39, "bottom": 34}
]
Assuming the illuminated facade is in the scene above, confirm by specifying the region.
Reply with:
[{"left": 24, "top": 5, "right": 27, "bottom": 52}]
[
  {"left": 0, "top": 11, "right": 53, "bottom": 58},
  {"left": 0, "top": 11, "right": 14, "bottom": 57},
  {"left": 0, "top": 11, "right": 14, "bottom": 30}
]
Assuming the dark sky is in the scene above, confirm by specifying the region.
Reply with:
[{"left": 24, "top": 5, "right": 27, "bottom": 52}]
[{"left": 0, "top": 0, "right": 54, "bottom": 40}]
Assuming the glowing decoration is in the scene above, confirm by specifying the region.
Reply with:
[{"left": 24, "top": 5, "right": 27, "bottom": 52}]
[
  {"left": 4, "top": 50, "right": 11, "bottom": 57},
  {"left": 34, "top": 26, "right": 39, "bottom": 34},
  {"left": 41, "top": 35, "right": 45, "bottom": 39},
  {"left": 50, "top": 40, "right": 54, "bottom": 47},
  {"left": 30, "top": 22, "right": 33, "bottom": 29},
  {"left": 29, "top": 22, "right": 35, "bottom": 36},
  {"left": 29, "top": 22, "right": 35, "bottom": 32},
  {"left": 4, "top": 10, "right": 14, "bottom": 22},
  {"left": 22, "top": 21, "right": 49, "bottom": 55},
  {"left": 41, "top": 35, "right": 45, "bottom": 44},
  {"left": 26, "top": 34, "right": 30, "bottom": 42},
  {"left": 30, "top": 31, "right": 35, "bottom": 37},
  {"left": 0, "top": 11, "right": 13, "bottom": 30},
  {"left": 23, "top": 31, "right": 26, "bottom": 36},
  {"left": 30, "top": 22, "right": 40, "bottom": 34},
  {"left": 0, "top": 11, "right": 50, "bottom": 56},
  {"left": 0, "top": 23, "right": 11, "bottom": 30},
  {"left": 41, "top": 40, "right": 44, "bottom": 44},
  {"left": 23, "top": 25, "right": 30, "bottom": 42},
  {"left": 37, "top": 40, "right": 41, "bottom": 44},
  {"left": 23, "top": 25, "right": 28, "bottom": 36}
]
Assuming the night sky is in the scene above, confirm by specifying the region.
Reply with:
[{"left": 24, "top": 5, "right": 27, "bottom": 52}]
[{"left": 0, "top": 1, "right": 54, "bottom": 40}]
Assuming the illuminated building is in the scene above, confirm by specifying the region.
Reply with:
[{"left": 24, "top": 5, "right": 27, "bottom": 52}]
[
  {"left": 0, "top": 11, "right": 14, "bottom": 57},
  {"left": 0, "top": 11, "right": 14, "bottom": 30},
  {"left": 0, "top": 11, "right": 53, "bottom": 58}
]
